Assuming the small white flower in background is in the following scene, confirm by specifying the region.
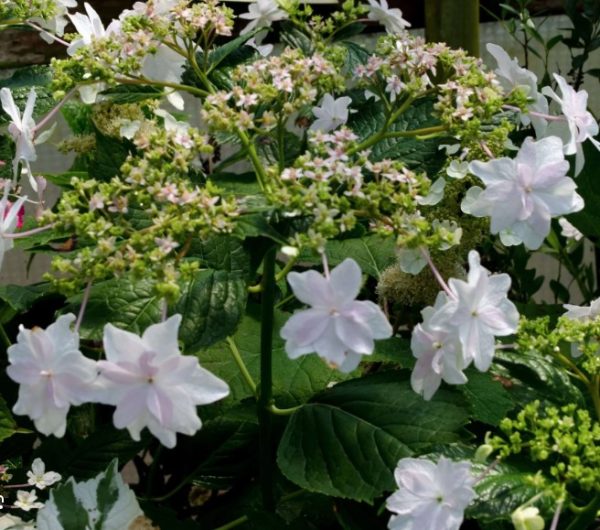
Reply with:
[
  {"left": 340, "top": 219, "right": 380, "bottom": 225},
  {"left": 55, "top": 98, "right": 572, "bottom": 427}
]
[
  {"left": 0, "top": 181, "right": 27, "bottom": 272},
  {"left": 563, "top": 298, "right": 600, "bottom": 322},
  {"left": 6, "top": 313, "right": 98, "bottom": 437},
  {"left": 430, "top": 250, "right": 519, "bottom": 372},
  {"left": 14, "top": 490, "right": 44, "bottom": 512},
  {"left": 446, "top": 160, "right": 469, "bottom": 179},
  {"left": 486, "top": 43, "right": 549, "bottom": 137},
  {"left": 366, "top": 0, "right": 411, "bottom": 34},
  {"left": 29, "top": 0, "right": 78, "bottom": 44},
  {"left": 386, "top": 456, "right": 476, "bottom": 530},
  {"left": 280, "top": 258, "right": 393, "bottom": 372},
  {"left": 558, "top": 217, "right": 583, "bottom": 241},
  {"left": 462, "top": 136, "right": 584, "bottom": 250},
  {"left": 27, "top": 458, "right": 61, "bottom": 490},
  {"left": 0, "top": 513, "right": 35, "bottom": 530},
  {"left": 0, "top": 87, "right": 37, "bottom": 180},
  {"left": 239, "top": 0, "right": 288, "bottom": 35},
  {"left": 310, "top": 94, "right": 352, "bottom": 133},
  {"left": 95, "top": 315, "right": 229, "bottom": 448},
  {"left": 542, "top": 73, "right": 600, "bottom": 176},
  {"left": 417, "top": 177, "right": 445, "bottom": 206},
  {"left": 410, "top": 293, "right": 467, "bottom": 400},
  {"left": 397, "top": 247, "right": 426, "bottom": 275},
  {"left": 511, "top": 506, "right": 545, "bottom": 530}
]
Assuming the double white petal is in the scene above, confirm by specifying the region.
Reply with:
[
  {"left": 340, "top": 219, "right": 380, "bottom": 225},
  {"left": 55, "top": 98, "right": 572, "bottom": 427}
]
[
  {"left": 6, "top": 314, "right": 97, "bottom": 437},
  {"left": 95, "top": 315, "right": 229, "bottom": 448},
  {"left": 310, "top": 94, "right": 352, "bottom": 133},
  {"left": 281, "top": 258, "right": 393, "bottom": 372},
  {"left": 366, "top": 0, "right": 411, "bottom": 34},
  {"left": 462, "top": 136, "right": 584, "bottom": 250},
  {"left": 1, "top": 87, "right": 37, "bottom": 178},
  {"left": 386, "top": 457, "right": 476, "bottom": 530},
  {"left": 239, "top": 0, "right": 288, "bottom": 35}
]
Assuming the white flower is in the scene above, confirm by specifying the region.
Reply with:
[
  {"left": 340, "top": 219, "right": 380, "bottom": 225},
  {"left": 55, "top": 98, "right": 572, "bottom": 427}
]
[
  {"left": 398, "top": 247, "right": 426, "bottom": 275},
  {"left": 141, "top": 43, "right": 187, "bottom": 110},
  {"left": 558, "top": 217, "right": 583, "bottom": 241},
  {"left": 239, "top": 0, "right": 288, "bottom": 35},
  {"left": 563, "top": 298, "right": 600, "bottom": 322},
  {"left": 246, "top": 36, "right": 273, "bottom": 57},
  {"left": 430, "top": 251, "right": 519, "bottom": 372},
  {"left": 27, "top": 458, "right": 61, "bottom": 490},
  {"left": 366, "top": 0, "right": 411, "bottom": 34},
  {"left": 511, "top": 506, "right": 545, "bottom": 530},
  {"left": 95, "top": 315, "right": 229, "bottom": 448},
  {"left": 14, "top": 490, "right": 44, "bottom": 512},
  {"left": 29, "top": 0, "right": 78, "bottom": 44},
  {"left": 417, "top": 177, "right": 445, "bottom": 206},
  {"left": 1, "top": 87, "right": 37, "bottom": 178},
  {"left": 410, "top": 293, "right": 467, "bottom": 400},
  {"left": 6, "top": 314, "right": 98, "bottom": 437},
  {"left": 446, "top": 160, "right": 469, "bottom": 179},
  {"left": 542, "top": 74, "right": 600, "bottom": 175},
  {"left": 486, "top": 43, "right": 548, "bottom": 137},
  {"left": 0, "top": 182, "right": 27, "bottom": 273},
  {"left": 462, "top": 136, "right": 584, "bottom": 250},
  {"left": 280, "top": 258, "right": 393, "bottom": 372},
  {"left": 0, "top": 513, "right": 35, "bottom": 530},
  {"left": 310, "top": 94, "right": 352, "bottom": 133},
  {"left": 386, "top": 457, "right": 476, "bottom": 530},
  {"left": 154, "top": 109, "right": 193, "bottom": 148},
  {"left": 67, "top": 3, "right": 120, "bottom": 55}
]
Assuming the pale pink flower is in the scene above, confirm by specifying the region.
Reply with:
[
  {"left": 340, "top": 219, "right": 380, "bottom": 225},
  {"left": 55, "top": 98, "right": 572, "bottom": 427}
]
[
  {"left": 366, "top": 0, "right": 411, "bottom": 34},
  {"left": 96, "top": 315, "right": 229, "bottom": 448},
  {"left": 281, "top": 258, "right": 393, "bottom": 372},
  {"left": 310, "top": 94, "right": 352, "bottom": 133},
  {"left": 6, "top": 314, "right": 97, "bottom": 437},
  {"left": 14, "top": 490, "right": 44, "bottom": 512}
]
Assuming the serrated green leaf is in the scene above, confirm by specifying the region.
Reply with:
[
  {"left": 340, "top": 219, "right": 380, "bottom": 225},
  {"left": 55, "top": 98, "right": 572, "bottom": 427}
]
[
  {"left": 188, "top": 235, "right": 252, "bottom": 276},
  {"left": 0, "top": 395, "right": 19, "bottom": 443},
  {"left": 368, "top": 336, "right": 414, "bottom": 367},
  {"left": 175, "top": 269, "right": 247, "bottom": 351},
  {"left": 100, "top": 85, "right": 163, "bottom": 103},
  {"left": 208, "top": 28, "right": 261, "bottom": 72},
  {"left": 460, "top": 369, "right": 514, "bottom": 425},
  {"left": 0, "top": 66, "right": 54, "bottom": 125},
  {"left": 277, "top": 372, "right": 468, "bottom": 503},
  {"left": 89, "top": 130, "right": 130, "bottom": 181},
  {"left": 66, "top": 277, "right": 161, "bottom": 341},
  {"left": 342, "top": 41, "right": 370, "bottom": 76},
  {"left": 40, "top": 480, "right": 89, "bottom": 530},
  {"left": 0, "top": 283, "right": 51, "bottom": 313},
  {"left": 348, "top": 98, "right": 446, "bottom": 176},
  {"left": 201, "top": 309, "right": 345, "bottom": 407},
  {"left": 300, "top": 234, "right": 397, "bottom": 279}
]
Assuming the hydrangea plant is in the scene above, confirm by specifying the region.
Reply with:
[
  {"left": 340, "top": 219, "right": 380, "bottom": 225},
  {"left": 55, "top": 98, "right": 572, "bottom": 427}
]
[{"left": 0, "top": 0, "right": 598, "bottom": 528}]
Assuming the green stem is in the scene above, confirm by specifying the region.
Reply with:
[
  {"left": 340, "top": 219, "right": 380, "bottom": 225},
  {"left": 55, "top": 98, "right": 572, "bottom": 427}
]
[
  {"left": 590, "top": 375, "right": 600, "bottom": 423},
  {"left": 566, "top": 492, "right": 600, "bottom": 530},
  {"left": 237, "top": 129, "right": 270, "bottom": 192},
  {"left": 383, "top": 124, "right": 448, "bottom": 139},
  {"left": 0, "top": 324, "right": 10, "bottom": 349},
  {"left": 115, "top": 77, "right": 209, "bottom": 98},
  {"left": 212, "top": 516, "right": 248, "bottom": 530},
  {"left": 275, "top": 254, "right": 298, "bottom": 283},
  {"left": 258, "top": 246, "right": 277, "bottom": 510},
  {"left": 226, "top": 337, "right": 258, "bottom": 396},
  {"left": 348, "top": 96, "right": 415, "bottom": 155},
  {"left": 268, "top": 403, "right": 303, "bottom": 416}
]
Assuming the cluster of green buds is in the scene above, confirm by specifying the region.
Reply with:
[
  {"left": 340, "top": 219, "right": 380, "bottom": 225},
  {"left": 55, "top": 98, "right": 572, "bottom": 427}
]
[
  {"left": 43, "top": 110, "right": 239, "bottom": 299},
  {"left": 492, "top": 401, "right": 600, "bottom": 495}
]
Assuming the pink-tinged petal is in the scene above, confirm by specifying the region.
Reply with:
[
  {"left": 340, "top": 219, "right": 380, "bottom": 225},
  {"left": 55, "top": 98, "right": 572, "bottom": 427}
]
[
  {"left": 351, "top": 300, "right": 393, "bottom": 339},
  {"left": 141, "top": 315, "right": 182, "bottom": 359},
  {"left": 102, "top": 323, "right": 146, "bottom": 362},
  {"left": 21, "top": 88, "right": 37, "bottom": 126},
  {"left": 313, "top": 324, "right": 348, "bottom": 367},
  {"left": 469, "top": 158, "right": 516, "bottom": 186},
  {"left": 411, "top": 353, "right": 442, "bottom": 401},
  {"left": 146, "top": 420, "right": 177, "bottom": 449},
  {"left": 329, "top": 258, "right": 362, "bottom": 306},
  {"left": 33, "top": 405, "right": 69, "bottom": 438},
  {"left": 6, "top": 362, "right": 41, "bottom": 385},
  {"left": 97, "top": 360, "right": 142, "bottom": 385},
  {"left": 178, "top": 365, "right": 229, "bottom": 405},
  {"left": 45, "top": 314, "right": 78, "bottom": 355},
  {"left": 338, "top": 352, "right": 362, "bottom": 373},
  {"left": 146, "top": 385, "right": 173, "bottom": 426},
  {"left": 113, "top": 388, "right": 148, "bottom": 429},
  {"left": 280, "top": 308, "right": 330, "bottom": 347},
  {"left": 334, "top": 316, "right": 374, "bottom": 354},
  {"left": 284, "top": 339, "right": 315, "bottom": 359},
  {"left": 287, "top": 270, "right": 332, "bottom": 307}
]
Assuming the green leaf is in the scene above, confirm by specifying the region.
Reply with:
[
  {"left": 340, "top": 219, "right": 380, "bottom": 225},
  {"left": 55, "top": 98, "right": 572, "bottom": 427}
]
[
  {"left": 342, "top": 41, "right": 370, "bottom": 76},
  {"left": 277, "top": 372, "right": 469, "bottom": 503},
  {"left": 348, "top": 98, "right": 446, "bottom": 176},
  {"left": 66, "top": 277, "right": 161, "bottom": 341},
  {"left": 279, "top": 21, "right": 313, "bottom": 54},
  {"left": 300, "top": 234, "right": 397, "bottom": 279},
  {"left": 0, "top": 283, "right": 51, "bottom": 313},
  {"left": 368, "top": 336, "right": 414, "bottom": 367},
  {"left": 201, "top": 309, "right": 345, "bottom": 407},
  {"left": 188, "top": 235, "right": 252, "bottom": 276},
  {"left": 468, "top": 470, "right": 545, "bottom": 524},
  {"left": 233, "top": 213, "right": 287, "bottom": 244},
  {"left": 565, "top": 139, "right": 600, "bottom": 238},
  {"left": 494, "top": 349, "right": 584, "bottom": 405},
  {"left": 210, "top": 172, "right": 262, "bottom": 197},
  {"left": 208, "top": 28, "right": 261, "bottom": 72},
  {"left": 0, "top": 395, "right": 19, "bottom": 443},
  {"left": 100, "top": 85, "right": 163, "bottom": 103},
  {"left": 175, "top": 269, "right": 247, "bottom": 351},
  {"left": 0, "top": 66, "right": 54, "bottom": 124},
  {"left": 460, "top": 369, "right": 514, "bottom": 426},
  {"left": 0, "top": 134, "right": 14, "bottom": 180},
  {"left": 89, "top": 130, "right": 130, "bottom": 181},
  {"left": 41, "top": 480, "right": 89, "bottom": 530}
]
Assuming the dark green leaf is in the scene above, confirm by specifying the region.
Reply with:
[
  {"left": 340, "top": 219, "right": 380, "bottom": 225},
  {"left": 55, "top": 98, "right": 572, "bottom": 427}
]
[
  {"left": 175, "top": 269, "right": 247, "bottom": 351},
  {"left": 342, "top": 41, "right": 370, "bottom": 76},
  {"left": 188, "top": 235, "right": 252, "bottom": 276},
  {"left": 208, "top": 28, "right": 261, "bottom": 72},
  {"left": 0, "top": 395, "right": 19, "bottom": 443},
  {"left": 368, "top": 336, "right": 414, "bottom": 367},
  {"left": 100, "top": 85, "right": 163, "bottom": 103},
  {"left": 0, "top": 134, "right": 14, "bottom": 180},
  {"left": 349, "top": 98, "right": 446, "bottom": 176},
  {"left": 460, "top": 369, "right": 514, "bottom": 425},
  {"left": 89, "top": 130, "right": 130, "bottom": 181},
  {"left": 277, "top": 372, "right": 468, "bottom": 503},
  {"left": 47, "top": 480, "right": 90, "bottom": 530},
  {"left": 0, "top": 283, "right": 51, "bottom": 313},
  {"left": 96, "top": 460, "right": 120, "bottom": 528}
]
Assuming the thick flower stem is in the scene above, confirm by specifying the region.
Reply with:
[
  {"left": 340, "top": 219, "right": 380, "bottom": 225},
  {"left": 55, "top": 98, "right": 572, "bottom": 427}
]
[
  {"left": 258, "top": 246, "right": 277, "bottom": 510},
  {"left": 566, "top": 492, "right": 600, "bottom": 530}
]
